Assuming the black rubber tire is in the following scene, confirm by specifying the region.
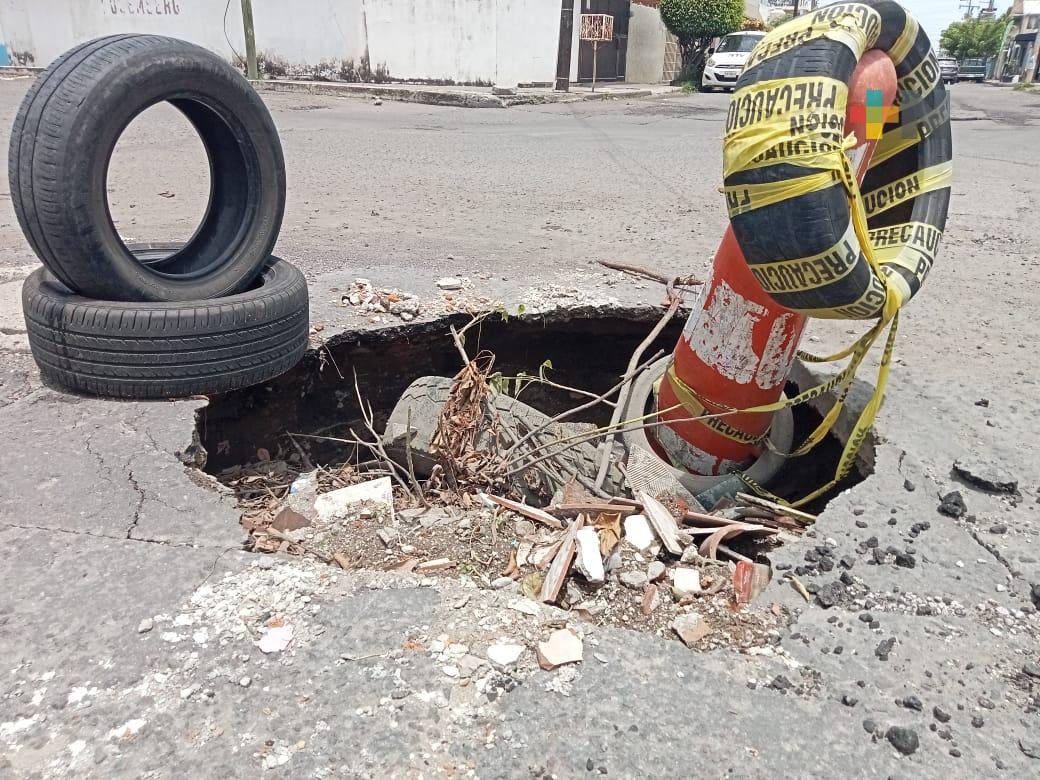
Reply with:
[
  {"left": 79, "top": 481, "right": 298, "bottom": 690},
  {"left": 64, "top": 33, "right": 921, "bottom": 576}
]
[
  {"left": 22, "top": 254, "right": 308, "bottom": 399},
  {"left": 9, "top": 34, "right": 285, "bottom": 302}
]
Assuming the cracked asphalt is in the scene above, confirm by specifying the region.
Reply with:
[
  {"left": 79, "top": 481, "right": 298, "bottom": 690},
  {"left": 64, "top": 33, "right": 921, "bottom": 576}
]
[{"left": 1, "top": 81, "right": 1039, "bottom": 777}]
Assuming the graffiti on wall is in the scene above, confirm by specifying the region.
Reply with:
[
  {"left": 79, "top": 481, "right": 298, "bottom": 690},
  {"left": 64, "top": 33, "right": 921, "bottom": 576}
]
[{"left": 104, "top": 1, "right": 182, "bottom": 15}]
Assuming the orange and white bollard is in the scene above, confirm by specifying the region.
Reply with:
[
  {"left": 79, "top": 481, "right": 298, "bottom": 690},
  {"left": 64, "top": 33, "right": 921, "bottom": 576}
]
[{"left": 654, "top": 51, "right": 898, "bottom": 477}]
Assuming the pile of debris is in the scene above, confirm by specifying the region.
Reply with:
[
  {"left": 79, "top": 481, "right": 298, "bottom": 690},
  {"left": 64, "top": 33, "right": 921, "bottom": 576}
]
[
  {"left": 228, "top": 440, "right": 810, "bottom": 647},
  {"left": 222, "top": 295, "right": 820, "bottom": 649},
  {"left": 340, "top": 277, "right": 422, "bottom": 322}
]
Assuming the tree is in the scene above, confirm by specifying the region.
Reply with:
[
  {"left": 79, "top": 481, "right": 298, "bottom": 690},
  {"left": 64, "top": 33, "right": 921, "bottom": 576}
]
[
  {"left": 659, "top": 0, "right": 746, "bottom": 81},
  {"left": 939, "top": 16, "right": 1008, "bottom": 60}
]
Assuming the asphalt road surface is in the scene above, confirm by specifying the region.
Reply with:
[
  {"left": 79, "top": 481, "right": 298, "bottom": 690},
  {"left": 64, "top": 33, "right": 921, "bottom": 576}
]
[{"left": 1, "top": 80, "right": 1039, "bottom": 778}]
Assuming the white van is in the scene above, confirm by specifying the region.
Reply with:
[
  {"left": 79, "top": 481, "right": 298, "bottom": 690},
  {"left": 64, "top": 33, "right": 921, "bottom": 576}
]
[{"left": 700, "top": 30, "right": 766, "bottom": 92}]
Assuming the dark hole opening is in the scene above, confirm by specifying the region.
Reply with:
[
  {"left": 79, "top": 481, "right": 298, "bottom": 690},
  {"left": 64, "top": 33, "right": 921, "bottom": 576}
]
[{"left": 197, "top": 310, "right": 873, "bottom": 511}]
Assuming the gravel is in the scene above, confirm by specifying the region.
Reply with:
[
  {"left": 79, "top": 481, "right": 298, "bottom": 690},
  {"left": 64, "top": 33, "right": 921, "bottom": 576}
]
[{"left": 885, "top": 726, "right": 920, "bottom": 755}]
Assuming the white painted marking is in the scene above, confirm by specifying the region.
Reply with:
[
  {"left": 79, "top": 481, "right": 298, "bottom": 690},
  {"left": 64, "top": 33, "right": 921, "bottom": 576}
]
[
  {"left": 755, "top": 313, "right": 800, "bottom": 390},
  {"left": 683, "top": 280, "right": 766, "bottom": 385}
]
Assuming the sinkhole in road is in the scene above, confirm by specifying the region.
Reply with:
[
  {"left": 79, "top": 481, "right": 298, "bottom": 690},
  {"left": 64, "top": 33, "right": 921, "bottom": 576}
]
[
  {"left": 195, "top": 308, "right": 874, "bottom": 642},
  {"left": 198, "top": 307, "right": 872, "bottom": 514}
]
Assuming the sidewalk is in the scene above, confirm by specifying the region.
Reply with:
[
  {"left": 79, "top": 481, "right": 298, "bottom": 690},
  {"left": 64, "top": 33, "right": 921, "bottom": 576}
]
[{"left": 250, "top": 78, "right": 678, "bottom": 108}]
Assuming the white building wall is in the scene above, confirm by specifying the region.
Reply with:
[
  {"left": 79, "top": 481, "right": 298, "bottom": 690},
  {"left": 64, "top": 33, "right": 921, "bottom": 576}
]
[
  {"left": 367, "top": 0, "right": 497, "bottom": 83},
  {"left": 496, "top": 0, "right": 563, "bottom": 86},
  {"left": 0, "top": 0, "right": 564, "bottom": 85},
  {"left": 252, "top": 1, "right": 366, "bottom": 67}
]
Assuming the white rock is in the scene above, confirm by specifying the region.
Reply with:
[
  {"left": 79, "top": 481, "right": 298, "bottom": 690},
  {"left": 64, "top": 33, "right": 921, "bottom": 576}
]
[
  {"left": 624, "top": 514, "right": 654, "bottom": 551},
  {"left": 487, "top": 643, "right": 526, "bottom": 669},
  {"left": 574, "top": 527, "right": 605, "bottom": 583},
  {"left": 442, "top": 665, "right": 460, "bottom": 678},
  {"left": 258, "top": 624, "right": 294, "bottom": 654},
  {"left": 137, "top": 618, "right": 154, "bottom": 634},
  {"left": 671, "top": 567, "right": 702, "bottom": 595},
  {"left": 536, "top": 628, "right": 583, "bottom": 670},
  {"left": 436, "top": 276, "right": 464, "bottom": 291},
  {"left": 106, "top": 718, "right": 146, "bottom": 741},
  {"left": 508, "top": 599, "right": 541, "bottom": 616},
  {"left": 672, "top": 612, "right": 711, "bottom": 647},
  {"left": 313, "top": 477, "right": 394, "bottom": 522}
]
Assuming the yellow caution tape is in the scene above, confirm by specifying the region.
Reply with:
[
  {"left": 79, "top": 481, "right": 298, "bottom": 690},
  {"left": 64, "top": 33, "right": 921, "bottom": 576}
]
[
  {"left": 700, "top": 5, "right": 952, "bottom": 508},
  {"left": 888, "top": 13, "right": 920, "bottom": 67},
  {"left": 744, "top": 6, "right": 880, "bottom": 71},
  {"left": 749, "top": 223, "right": 861, "bottom": 295},
  {"left": 663, "top": 364, "right": 768, "bottom": 446},
  {"left": 862, "top": 161, "right": 952, "bottom": 217}
]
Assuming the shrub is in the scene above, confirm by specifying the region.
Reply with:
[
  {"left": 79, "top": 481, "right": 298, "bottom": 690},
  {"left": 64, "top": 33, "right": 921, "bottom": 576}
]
[{"left": 659, "top": 0, "right": 745, "bottom": 80}]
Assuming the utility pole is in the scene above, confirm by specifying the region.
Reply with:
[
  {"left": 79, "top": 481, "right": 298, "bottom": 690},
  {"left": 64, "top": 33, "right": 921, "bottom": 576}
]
[
  {"left": 555, "top": 0, "right": 574, "bottom": 91},
  {"left": 240, "top": 0, "right": 258, "bottom": 80},
  {"left": 958, "top": 0, "right": 978, "bottom": 20}
]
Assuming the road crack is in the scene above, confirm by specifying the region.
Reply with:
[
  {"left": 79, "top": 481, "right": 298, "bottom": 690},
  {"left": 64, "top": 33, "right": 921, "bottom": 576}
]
[
  {"left": 126, "top": 466, "right": 146, "bottom": 539},
  {"left": 0, "top": 521, "right": 207, "bottom": 548}
]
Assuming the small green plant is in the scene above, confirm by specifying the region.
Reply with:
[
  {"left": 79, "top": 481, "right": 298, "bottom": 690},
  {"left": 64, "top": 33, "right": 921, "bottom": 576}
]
[
  {"left": 233, "top": 51, "right": 287, "bottom": 78},
  {"left": 1012, "top": 81, "right": 1037, "bottom": 92}
]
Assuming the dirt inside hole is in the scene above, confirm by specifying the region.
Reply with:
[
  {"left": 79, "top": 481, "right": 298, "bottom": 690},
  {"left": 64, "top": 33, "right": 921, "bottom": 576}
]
[{"left": 196, "top": 309, "right": 873, "bottom": 649}]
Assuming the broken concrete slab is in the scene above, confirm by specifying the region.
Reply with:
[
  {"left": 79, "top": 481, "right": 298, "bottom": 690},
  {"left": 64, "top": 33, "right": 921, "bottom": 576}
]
[
  {"left": 671, "top": 612, "right": 711, "bottom": 647},
  {"left": 640, "top": 492, "right": 683, "bottom": 555},
  {"left": 314, "top": 477, "right": 394, "bottom": 522},
  {"left": 670, "top": 567, "right": 702, "bottom": 596},
  {"left": 486, "top": 643, "right": 526, "bottom": 670}
]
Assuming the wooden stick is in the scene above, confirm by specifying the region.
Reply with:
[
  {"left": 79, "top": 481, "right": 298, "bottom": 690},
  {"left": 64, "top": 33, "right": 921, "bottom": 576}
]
[
  {"left": 597, "top": 259, "right": 671, "bottom": 285},
  {"left": 540, "top": 516, "right": 583, "bottom": 603},
  {"left": 551, "top": 502, "right": 641, "bottom": 519},
  {"left": 594, "top": 298, "right": 681, "bottom": 490},
  {"left": 735, "top": 492, "right": 818, "bottom": 525},
  {"left": 483, "top": 493, "right": 563, "bottom": 529}
]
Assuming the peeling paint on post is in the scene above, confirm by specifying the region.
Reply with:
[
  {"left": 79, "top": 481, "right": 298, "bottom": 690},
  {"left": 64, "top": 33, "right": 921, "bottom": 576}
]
[{"left": 240, "top": 0, "right": 257, "bottom": 80}]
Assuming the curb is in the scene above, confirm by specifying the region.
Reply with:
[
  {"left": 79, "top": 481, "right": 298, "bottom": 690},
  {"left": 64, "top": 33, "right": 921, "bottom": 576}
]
[
  {"left": 250, "top": 79, "right": 660, "bottom": 108},
  {"left": 0, "top": 66, "right": 44, "bottom": 78},
  {"left": 250, "top": 79, "right": 507, "bottom": 108}
]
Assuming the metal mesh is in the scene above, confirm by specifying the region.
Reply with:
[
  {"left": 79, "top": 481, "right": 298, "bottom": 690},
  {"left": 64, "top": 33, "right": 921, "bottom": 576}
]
[{"left": 580, "top": 13, "right": 614, "bottom": 42}]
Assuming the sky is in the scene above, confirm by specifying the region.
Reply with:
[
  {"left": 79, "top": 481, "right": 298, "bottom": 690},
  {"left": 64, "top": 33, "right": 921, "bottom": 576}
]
[{"left": 898, "top": 0, "right": 988, "bottom": 47}]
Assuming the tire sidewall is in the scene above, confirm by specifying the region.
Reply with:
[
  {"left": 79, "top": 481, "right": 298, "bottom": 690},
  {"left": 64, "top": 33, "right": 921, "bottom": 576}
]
[{"left": 50, "top": 38, "right": 285, "bottom": 302}]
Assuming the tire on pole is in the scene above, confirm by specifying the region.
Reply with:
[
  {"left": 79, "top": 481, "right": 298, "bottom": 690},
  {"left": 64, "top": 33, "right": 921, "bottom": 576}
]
[{"left": 723, "top": 0, "right": 951, "bottom": 320}]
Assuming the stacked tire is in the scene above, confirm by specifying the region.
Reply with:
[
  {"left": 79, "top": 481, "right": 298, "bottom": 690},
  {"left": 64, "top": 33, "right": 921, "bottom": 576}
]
[{"left": 11, "top": 35, "right": 309, "bottom": 399}]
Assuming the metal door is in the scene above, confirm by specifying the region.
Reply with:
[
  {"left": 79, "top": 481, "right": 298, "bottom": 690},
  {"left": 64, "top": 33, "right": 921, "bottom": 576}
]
[{"left": 577, "top": 0, "right": 629, "bottom": 82}]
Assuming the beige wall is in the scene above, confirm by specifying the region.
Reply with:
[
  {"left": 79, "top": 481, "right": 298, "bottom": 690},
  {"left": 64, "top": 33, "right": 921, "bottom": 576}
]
[{"left": 626, "top": 3, "right": 667, "bottom": 84}]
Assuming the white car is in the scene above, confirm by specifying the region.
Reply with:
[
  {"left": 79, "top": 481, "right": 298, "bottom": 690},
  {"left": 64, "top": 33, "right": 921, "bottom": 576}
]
[{"left": 701, "top": 30, "right": 766, "bottom": 92}]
